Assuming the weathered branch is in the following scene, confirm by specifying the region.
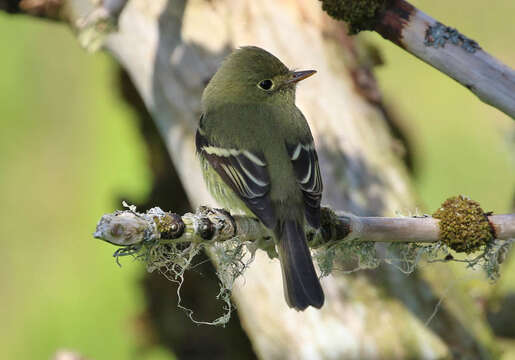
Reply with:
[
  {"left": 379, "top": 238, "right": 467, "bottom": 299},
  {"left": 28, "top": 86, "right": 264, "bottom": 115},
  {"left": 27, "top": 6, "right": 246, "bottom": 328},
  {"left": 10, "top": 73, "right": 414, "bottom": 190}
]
[
  {"left": 93, "top": 203, "right": 515, "bottom": 303},
  {"left": 94, "top": 205, "right": 515, "bottom": 250},
  {"left": 319, "top": 0, "right": 515, "bottom": 118}
]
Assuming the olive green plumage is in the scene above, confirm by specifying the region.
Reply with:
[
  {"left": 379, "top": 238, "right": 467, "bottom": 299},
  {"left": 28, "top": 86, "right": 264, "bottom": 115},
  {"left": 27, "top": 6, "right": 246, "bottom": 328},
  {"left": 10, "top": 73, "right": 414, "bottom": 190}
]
[{"left": 196, "top": 46, "right": 324, "bottom": 310}]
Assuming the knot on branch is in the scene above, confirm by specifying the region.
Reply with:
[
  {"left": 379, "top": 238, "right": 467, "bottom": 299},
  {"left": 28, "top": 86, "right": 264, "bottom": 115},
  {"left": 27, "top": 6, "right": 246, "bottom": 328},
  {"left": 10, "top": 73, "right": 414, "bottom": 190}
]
[
  {"left": 317, "top": 207, "right": 352, "bottom": 245},
  {"left": 196, "top": 206, "right": 237, "bottom": 240},
  {"left": 94, "top": 210, "right": 156, "bottom": 246},
  {"left": 153, "top": 212, "right": 185, "bottom": 239},
  {"left": 318, "top": 0, "right": 387, "bottom": 34},
  {"left": 433, "top": 195, "right": 494, "bottom": 253}
]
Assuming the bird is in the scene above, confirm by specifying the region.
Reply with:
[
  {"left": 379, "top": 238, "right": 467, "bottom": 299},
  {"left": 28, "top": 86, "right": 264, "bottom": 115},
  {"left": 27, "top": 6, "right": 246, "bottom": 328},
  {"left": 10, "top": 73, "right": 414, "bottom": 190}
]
[{"left": 195, "top": 46, "right": 324, "bottom": 310}]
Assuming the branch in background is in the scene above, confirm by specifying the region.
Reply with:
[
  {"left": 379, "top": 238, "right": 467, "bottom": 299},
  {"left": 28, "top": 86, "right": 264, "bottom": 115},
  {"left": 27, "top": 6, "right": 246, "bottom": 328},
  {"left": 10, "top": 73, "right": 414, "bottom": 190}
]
[
  {"left": 0, "top": 0, "right": 63, "bottom": 19},
  {"left": 5, "top": 0, "right": 513, "bottom": 118},
  {"left": 319, "top": 0, "right": 515, "bottom": 119},
  {"left": 0, "top": 0, "right": 128, "bottom": 50},
  {"left": 75, "top": 0, "right": 129, "bottom": 51}
]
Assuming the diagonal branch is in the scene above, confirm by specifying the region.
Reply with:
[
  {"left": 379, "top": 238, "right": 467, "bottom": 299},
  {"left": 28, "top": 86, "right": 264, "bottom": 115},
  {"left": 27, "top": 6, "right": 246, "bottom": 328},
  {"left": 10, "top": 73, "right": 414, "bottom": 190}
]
[{"left": 319, "top": 0, "right": 515, "bottom": 119}]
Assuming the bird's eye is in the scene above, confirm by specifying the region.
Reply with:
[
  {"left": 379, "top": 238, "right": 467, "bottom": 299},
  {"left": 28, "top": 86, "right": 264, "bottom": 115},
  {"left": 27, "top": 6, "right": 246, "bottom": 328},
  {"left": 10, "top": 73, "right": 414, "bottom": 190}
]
[{"left": 258, "top": 79, "right": 273, "bottom": 90}]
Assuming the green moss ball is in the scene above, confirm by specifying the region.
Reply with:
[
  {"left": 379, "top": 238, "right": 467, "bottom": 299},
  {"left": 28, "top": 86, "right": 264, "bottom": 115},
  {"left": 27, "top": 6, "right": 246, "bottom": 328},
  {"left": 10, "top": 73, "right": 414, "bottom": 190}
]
[{"left": 433, "top": 195, "right": 494, "bottom": 253}]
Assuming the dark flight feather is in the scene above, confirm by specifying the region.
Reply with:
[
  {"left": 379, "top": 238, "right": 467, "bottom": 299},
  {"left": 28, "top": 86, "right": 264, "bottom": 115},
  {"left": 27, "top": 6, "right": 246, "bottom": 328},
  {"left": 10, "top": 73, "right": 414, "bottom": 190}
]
[{"left": 286, "top": 142, "right": 323, "bottom": 228}]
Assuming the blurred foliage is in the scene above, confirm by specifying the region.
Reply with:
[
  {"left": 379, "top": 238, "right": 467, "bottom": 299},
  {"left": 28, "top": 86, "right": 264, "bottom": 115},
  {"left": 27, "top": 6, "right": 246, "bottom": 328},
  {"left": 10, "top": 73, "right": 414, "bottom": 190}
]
[
  {"left": 0, "top": 0, "right": 514, "bottom": 359},
  {"left": 0, "top": 14, "right": 171, "bottom": 360}
]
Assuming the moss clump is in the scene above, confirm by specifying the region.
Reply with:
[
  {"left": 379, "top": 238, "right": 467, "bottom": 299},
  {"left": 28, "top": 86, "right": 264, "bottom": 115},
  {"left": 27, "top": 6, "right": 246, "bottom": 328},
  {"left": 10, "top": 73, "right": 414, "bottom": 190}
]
[
  {"left": 319, "top": 0, "right": 387, "bottom": 34},
  {"left": 433, "top": 195, "right": 493, "bottom": 253}
]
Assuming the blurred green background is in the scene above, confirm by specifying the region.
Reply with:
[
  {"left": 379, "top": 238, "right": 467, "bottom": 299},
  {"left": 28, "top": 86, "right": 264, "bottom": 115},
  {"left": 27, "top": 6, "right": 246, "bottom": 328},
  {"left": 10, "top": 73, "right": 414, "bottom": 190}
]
[{"left": 0, "top": 0, "right": 513, "bottom": 359}]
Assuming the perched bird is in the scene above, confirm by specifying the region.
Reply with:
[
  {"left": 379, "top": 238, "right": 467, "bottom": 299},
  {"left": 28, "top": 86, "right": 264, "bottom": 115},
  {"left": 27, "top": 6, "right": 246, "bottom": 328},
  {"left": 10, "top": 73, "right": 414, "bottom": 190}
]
[{"left": 196, "top": 46, "right": 324, "bottom": 310}]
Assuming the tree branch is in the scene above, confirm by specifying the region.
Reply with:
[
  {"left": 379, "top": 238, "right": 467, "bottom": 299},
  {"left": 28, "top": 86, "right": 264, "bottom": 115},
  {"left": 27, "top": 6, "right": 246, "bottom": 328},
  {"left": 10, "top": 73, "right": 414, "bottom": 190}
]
[
  {"left": 94, "top": 204, "right": 515, "bottom": 250},
  {"left": 319, "top": 0, "right": 515, "bottom": 119},
  {"left": 8, "top": 0, "right": 514, "bottom": 118}
]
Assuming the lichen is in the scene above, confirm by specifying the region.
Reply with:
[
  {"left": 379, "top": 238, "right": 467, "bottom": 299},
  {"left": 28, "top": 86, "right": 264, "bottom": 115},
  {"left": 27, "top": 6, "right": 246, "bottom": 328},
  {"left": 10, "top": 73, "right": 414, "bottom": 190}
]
[
  {"left": 318, "top": 0, "right": 387, "bottom": 34},
  {"left": 424, "top": 22, "right": 480, "bottom": 53},
  {"left": 104, "top": 200, "right": 508, "bottom": 327},
  {"left": 315, "top": 240, "right": 380, "bottom": 276},
  {"left": 142, "top": 238, "right": 251, "bottom": 326},
  {"left": 138, "top": 234, "right": 252, "bottom": 326},
  {"left": 384, "top": 242, "right": 443, "bottom": 275},
  {"left": 433, "top": 195, "right": 494, "bottom": 253},
  {"left": 475, "top": 240, "right": 514, "bottom": 282}
]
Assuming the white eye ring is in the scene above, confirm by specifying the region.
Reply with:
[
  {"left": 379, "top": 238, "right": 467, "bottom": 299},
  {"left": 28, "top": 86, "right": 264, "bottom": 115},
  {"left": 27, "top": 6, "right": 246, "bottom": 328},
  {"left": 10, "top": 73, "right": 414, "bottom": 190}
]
[{"left": 258, "top": 79, "right": 273, "bottom": 90}]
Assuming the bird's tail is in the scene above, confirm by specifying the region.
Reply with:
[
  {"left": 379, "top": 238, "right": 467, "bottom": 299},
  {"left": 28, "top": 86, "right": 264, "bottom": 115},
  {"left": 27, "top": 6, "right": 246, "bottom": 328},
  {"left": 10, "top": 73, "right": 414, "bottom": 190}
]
[{"left": 275, "top": 219, "right": 324, "bottom": 311}]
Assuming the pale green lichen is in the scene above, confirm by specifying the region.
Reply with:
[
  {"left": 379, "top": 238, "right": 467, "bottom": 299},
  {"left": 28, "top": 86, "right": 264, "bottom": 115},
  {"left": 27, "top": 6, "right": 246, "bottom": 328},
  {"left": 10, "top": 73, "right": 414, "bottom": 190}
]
[
  {"left": 385, "top": 242, "right": 445, "bottom": 275},
  {"left": 114, "top": 226, "right": 509, "bottom": 326},
  {"left": 424, "top": 22, "right": 480, "bottom": 53},
  {"left": 456, "top": 239, "right": 514, "bottom": 282},
  {"left": 137, "top": 238, "right": 252, "bottom": 326},
  {"left": 315, "top": 240, "right": 380, "bottom": 276},
  {"left": 107, "top": 199, "right": 508, "bottom": 326}
]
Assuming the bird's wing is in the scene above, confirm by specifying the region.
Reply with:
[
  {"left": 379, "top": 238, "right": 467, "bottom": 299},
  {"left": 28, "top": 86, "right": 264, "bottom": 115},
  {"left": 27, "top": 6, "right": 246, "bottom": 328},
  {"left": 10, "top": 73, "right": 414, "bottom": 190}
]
[
  {"left": 196, "top": 125, "right": 276, "bottom": 228},
  {"left": 286, "top": 141, "right": 323, "bottom": 228}
]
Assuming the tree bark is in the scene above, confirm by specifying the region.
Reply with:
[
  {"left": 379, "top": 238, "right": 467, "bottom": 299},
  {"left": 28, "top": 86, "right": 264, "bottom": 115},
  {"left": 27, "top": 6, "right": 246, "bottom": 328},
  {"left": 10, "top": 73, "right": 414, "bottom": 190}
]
[{"left": 15, "top": 0, "right": 498, "bottom": 358}]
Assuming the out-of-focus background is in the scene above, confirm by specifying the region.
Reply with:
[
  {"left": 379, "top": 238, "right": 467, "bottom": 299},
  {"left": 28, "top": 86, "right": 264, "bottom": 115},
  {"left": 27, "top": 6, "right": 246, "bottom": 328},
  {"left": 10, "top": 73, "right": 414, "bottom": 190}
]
[{"left": 0, "top": 0, "right": 513, "bottom": 359}]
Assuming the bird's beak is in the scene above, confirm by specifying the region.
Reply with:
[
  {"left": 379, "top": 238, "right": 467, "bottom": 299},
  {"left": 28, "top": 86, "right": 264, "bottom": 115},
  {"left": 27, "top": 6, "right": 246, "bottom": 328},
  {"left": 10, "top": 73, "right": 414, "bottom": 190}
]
[{"left": 286, "top": 70, "right": 317, "bottom": 84}]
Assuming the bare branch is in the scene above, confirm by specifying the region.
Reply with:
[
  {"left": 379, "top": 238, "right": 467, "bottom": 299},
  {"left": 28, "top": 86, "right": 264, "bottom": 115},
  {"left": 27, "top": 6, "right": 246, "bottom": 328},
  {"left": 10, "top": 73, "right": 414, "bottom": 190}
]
[
  {"left": 319, "top": 0, "right": 515, "bottom": 118},
  {"left": 492, "top": 214, "right": 515, "bottom": 240}
]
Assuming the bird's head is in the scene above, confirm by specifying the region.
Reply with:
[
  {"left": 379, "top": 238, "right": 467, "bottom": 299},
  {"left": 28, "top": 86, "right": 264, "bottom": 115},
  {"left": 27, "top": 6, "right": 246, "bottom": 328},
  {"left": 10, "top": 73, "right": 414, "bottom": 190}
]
[{"left": 202, "top": 46, "right": 316, "bottom": 109}]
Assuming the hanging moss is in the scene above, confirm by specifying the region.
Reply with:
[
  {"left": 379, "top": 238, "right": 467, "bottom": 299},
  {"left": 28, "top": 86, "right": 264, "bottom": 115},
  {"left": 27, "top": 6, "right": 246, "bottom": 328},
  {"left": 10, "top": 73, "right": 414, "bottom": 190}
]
[
  {"left": 318, "top": 0, "right": 387, "bottom": 34},
  {"left": 433, "top": 195, "right": 494, "bottom": 253}
]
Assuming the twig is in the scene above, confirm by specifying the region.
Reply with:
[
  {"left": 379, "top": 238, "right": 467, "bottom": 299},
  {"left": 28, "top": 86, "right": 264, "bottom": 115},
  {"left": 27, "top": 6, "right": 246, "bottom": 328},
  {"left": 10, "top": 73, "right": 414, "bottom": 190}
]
[{"left": 319, "top": 0, "right": 515, "bottom": 118}]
